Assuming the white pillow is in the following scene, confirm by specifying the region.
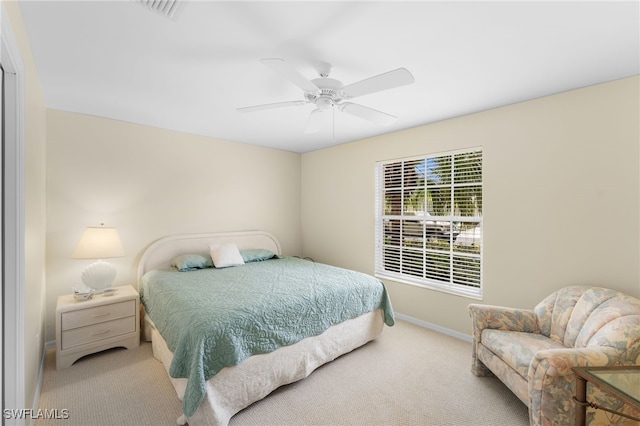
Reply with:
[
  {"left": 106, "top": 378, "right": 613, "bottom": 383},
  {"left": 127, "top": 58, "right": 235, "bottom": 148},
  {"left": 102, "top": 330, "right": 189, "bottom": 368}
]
[{"left": 209, "top": 243, "right": 245, "bottom": 268}]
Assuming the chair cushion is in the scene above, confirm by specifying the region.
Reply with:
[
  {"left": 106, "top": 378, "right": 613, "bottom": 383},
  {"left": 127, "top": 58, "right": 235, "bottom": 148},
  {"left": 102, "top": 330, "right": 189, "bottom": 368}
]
[
  {"left": 534, "top": 286, "right": 586, "bottom": 345},
  {"left": 481, "top": 329, "right": 565, "bottom": 380}
]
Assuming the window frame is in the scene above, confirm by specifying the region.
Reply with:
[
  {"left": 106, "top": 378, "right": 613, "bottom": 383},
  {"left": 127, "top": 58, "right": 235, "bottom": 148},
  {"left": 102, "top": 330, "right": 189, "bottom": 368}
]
[{"left": 374, "top": 148, "right": 483, "bottom": 299}]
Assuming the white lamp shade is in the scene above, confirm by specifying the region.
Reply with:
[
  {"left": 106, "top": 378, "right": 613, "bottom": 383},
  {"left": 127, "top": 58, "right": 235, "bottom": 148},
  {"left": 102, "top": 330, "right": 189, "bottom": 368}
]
[
  {"left": 71, "top": 227, "right": 125, "bottom": 259},
  {"left": 72, "top": 226, "right": 125, "bottom": 291}
]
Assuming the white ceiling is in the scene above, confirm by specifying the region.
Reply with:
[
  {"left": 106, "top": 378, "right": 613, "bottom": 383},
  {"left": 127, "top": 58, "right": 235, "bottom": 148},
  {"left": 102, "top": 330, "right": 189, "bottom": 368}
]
[{"left": 18, "top": 1, "right": 640, "bottom": 153}]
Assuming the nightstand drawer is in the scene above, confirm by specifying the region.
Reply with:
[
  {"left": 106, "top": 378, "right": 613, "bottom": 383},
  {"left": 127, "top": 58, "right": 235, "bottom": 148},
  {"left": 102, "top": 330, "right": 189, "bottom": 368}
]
[
  {"left": 61, "top": 316, "right": 136, "bottom": 350},
  {"left": 61, "top": 300, "right": 135, "bottom": 330}
]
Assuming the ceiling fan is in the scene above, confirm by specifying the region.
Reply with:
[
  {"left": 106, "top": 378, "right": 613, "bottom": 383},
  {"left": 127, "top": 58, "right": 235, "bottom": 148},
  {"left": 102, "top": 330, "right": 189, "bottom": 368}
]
[{"left": 237, "top": 58, "right": 415, "bottom": 134}]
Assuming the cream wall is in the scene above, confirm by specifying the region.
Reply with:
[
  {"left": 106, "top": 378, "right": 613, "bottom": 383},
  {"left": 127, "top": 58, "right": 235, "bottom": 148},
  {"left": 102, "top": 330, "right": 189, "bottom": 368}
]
[
  {"left": 5, "top": 0, "right": 640, "bottom": 404},
  {"left": 3, "top": 0, "right": 48, "bottom": 411},
  {"left": 301, "top": 76, "right": 640, "bottom": 335},
  {"left": 45, "top": 111, "right": 302, "bottom": 341}
]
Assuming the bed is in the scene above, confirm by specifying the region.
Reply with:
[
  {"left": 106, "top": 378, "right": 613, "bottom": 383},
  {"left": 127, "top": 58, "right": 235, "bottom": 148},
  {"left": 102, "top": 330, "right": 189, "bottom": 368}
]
[{"left": 137, "top": 230, "right": 394, "bottom": 425}]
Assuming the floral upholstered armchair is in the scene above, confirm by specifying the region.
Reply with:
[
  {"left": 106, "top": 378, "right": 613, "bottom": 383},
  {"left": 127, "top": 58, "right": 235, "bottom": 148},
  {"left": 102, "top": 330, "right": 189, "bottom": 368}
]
[{"left": 468, "top": 286, "right": 640, "bottom": 426}]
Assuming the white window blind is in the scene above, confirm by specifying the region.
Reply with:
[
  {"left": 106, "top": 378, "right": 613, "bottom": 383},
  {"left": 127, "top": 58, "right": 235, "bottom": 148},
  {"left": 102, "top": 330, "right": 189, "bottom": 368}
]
[{"left": 375, "top": 149, "right": 483, "bottom": 298}]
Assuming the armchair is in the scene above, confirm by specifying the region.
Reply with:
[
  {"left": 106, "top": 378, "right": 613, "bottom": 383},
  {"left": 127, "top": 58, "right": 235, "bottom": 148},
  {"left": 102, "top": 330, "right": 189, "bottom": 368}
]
[{"left": 468, "top": 286, "right": 640, "bottom": 426}]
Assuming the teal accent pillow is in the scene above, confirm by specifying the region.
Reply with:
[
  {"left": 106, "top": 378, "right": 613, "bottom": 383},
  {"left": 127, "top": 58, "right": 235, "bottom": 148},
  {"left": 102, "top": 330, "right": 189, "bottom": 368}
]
[
  {"left": 240, "top": 249, "right": 277, "bottom": 263},
  {"left": 171, "top": 254, "right": 214, "bottom": 271}
]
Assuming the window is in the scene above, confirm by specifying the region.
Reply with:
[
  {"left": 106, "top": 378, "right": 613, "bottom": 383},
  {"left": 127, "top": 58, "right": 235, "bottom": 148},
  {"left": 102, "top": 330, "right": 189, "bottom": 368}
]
[{"left": 375, "top": 148, "right": 483, "bottom": 298}]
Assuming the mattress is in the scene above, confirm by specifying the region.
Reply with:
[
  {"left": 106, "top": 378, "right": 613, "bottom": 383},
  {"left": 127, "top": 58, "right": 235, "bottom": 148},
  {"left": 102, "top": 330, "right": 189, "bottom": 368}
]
[
  {"left": 148, "top": 309, "right": 385, "bottom": 425},
  {"left": 140, "top": 256, "right": 394, "bottom": 420}
]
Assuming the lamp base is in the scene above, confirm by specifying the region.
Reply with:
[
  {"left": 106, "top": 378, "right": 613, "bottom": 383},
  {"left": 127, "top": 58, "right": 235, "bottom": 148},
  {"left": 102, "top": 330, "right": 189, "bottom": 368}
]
[{"left": 81, "top": 259, "right": 116, "bottom": 291}]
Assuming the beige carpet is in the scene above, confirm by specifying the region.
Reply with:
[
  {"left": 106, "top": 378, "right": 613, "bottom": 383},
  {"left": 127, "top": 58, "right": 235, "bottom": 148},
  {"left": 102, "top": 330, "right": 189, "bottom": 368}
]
[{"left": 37, "top": 320, "right": 529, "bottom": 426}]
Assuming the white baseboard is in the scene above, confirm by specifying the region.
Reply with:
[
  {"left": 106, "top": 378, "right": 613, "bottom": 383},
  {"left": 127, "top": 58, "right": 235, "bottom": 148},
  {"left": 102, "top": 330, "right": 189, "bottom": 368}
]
[
  {"left": 394, "top": 313, "right": 472, "bottom": 343},
  {"left": 31, "top": 341, "right": 56, "bottom": 426}
]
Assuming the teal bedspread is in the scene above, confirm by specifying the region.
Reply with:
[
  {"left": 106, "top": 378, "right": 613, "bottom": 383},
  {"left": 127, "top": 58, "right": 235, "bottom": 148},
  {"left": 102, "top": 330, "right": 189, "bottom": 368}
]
[{"left": 140, "top": 256, "right": 394, "bottom": 417}]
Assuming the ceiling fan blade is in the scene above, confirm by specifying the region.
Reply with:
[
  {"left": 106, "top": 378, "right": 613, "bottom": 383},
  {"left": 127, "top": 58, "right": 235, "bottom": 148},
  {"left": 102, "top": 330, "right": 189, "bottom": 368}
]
[
  {"left": 237, "top": 100, "right": 306, "bottom": 113},
  {"left": 304, "top": 109, "right": 325, "bottom": 134},
  {"left": 340, "top": 102, "right": 397, "bottom": 126},
  {"left": 341, "top": 68, "right": 415, "bottom": 99},
  {"left": 261, "top": 58, "right": 319, "bottom": 93}
]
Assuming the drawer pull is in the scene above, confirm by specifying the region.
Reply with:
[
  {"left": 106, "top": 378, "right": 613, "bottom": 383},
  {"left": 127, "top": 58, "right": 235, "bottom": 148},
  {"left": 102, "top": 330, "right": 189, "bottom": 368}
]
[
  {"left": 90, "top": 329, "right": 111, "bottom": 336},
  {"left": 91, "top": 312, "right": 111, "bottom": 318}
]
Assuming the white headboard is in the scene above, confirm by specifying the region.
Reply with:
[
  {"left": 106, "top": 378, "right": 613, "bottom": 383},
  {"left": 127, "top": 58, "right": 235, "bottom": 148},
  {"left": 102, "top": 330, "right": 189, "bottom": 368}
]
[{"left": 136, "top": 230, "right": 281, "bottom": 285}]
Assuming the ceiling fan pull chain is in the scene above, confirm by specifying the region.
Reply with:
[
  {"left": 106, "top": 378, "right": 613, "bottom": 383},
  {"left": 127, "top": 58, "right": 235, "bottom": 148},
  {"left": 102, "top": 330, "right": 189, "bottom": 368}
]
[{"left": 332, "top": 105, "right": 336, "bottom": 143}]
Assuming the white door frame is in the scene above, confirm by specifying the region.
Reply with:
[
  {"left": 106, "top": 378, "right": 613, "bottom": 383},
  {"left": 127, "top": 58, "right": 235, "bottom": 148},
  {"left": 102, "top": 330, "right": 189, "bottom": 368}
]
[
  {"left": 1, "top": 7, "right": 26, "bottom": 419},
  {"left": 0, "top": 45, "right": 3, "bottom": 420}
]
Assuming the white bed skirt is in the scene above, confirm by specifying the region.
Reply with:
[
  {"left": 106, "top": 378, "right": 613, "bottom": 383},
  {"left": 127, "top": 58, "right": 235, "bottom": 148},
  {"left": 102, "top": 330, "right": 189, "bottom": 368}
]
[{"left": 148, "top": 309, "right": 385, "bottom": 426}]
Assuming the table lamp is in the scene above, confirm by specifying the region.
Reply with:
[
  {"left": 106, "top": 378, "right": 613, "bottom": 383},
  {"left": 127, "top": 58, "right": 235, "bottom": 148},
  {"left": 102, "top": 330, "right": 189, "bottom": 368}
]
[{"left": 71, "top": 225, "right": 125, "bottom": 291}]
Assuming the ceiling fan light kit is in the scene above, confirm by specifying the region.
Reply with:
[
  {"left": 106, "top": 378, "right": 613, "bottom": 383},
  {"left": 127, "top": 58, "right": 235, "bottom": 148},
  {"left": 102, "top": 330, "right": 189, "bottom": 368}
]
[{"left": 238, "top": 58, "right": 415, "bottom": 134}]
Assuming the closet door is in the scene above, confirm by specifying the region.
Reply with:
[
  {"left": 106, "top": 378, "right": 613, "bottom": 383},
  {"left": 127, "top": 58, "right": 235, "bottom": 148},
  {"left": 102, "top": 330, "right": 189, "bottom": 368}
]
[
  {"left": 0, "top": 63, "right": 4, "bottom": 406},
  {"left": 1, "top": 12, "right": 26, "bottom": 414}
]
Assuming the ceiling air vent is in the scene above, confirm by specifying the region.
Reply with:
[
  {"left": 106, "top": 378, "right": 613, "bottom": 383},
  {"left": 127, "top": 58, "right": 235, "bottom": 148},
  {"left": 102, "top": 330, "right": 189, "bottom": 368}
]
[{"left": 137, "top": 0, "right": 183, "bottom": 19}]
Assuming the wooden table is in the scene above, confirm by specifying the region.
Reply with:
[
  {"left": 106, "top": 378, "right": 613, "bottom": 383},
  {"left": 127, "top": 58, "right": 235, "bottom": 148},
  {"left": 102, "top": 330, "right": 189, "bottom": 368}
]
[{"left": 572, "top": 365, "right": 640, "bottom": 426}]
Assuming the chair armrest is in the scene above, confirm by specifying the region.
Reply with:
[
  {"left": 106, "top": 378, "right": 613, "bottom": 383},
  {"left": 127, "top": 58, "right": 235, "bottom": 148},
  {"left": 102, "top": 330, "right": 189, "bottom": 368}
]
[
  {"left": 529, "top": 346, "right": 623, "bottom": 378},
  {"left": 468, "top": 304, "right": 538, "bottom": 376},
  {"left": 468, "top": 304, "right": 539, "bottom": 334},
  {"left": 527, "top": 346, "right": 624, "bottom": 426}
]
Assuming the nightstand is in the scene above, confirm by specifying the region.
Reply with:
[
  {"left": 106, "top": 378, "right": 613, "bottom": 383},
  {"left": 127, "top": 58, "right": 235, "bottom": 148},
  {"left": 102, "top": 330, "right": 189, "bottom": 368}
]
[{"left": 56, "top": 285, "right": 140, "bottom": 370}]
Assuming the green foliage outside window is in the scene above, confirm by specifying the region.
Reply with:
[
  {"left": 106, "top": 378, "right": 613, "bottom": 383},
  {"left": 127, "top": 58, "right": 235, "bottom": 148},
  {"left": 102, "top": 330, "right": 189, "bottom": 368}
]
[{"left": 376, "top": 149, "right": 483, "bottom": 295}]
